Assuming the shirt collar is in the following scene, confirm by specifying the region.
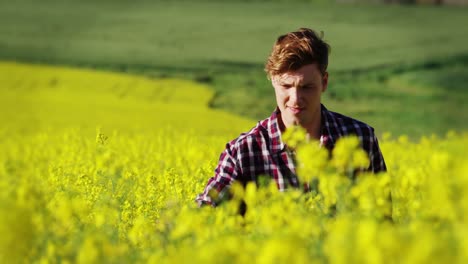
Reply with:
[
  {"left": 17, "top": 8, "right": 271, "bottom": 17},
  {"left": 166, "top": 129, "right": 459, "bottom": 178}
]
[
  {"left": 267, "top": 104, "right": 337, "bottom": 153},
  {"left": 267, "top": 107, "right": 285, "bottom": 153},
  {"left": 320, "top": 104, "right": 338, "bottom": 150}
]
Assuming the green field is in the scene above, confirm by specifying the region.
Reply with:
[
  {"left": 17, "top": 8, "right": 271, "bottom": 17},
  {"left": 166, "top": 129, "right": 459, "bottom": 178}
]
[{"left": 1, "top": 0, "right": 467, "bottom": 137}]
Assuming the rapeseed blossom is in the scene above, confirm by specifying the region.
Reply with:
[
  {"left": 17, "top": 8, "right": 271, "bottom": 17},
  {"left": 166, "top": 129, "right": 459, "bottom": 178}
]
[{"left": 1, "top": 62, "right": 467, "bottom": 263}]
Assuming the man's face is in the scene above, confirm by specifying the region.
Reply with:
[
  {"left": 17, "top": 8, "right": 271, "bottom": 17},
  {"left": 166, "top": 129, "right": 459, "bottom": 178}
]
[{"left": 271, "top": 63, "right": 328, "bottom": 130}]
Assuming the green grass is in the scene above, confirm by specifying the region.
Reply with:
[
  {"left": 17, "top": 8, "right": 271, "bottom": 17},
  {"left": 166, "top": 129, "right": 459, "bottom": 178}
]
[{"left": 1, "top": 0, "right": 467, "bottom": 137}]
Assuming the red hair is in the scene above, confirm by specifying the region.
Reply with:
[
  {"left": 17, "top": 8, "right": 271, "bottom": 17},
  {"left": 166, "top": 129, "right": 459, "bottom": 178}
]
[{"left": 265, "top": 28, "right": 331, "bottom": 78}]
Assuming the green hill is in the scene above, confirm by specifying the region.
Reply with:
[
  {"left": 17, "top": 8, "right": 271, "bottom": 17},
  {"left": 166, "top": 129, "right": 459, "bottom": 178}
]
[{"left": 1, "top": 0, "right": 467, "bottom": 137}]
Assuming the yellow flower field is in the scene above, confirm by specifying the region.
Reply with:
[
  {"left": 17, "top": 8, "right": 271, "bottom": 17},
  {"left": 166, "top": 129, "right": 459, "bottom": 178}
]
[{"left": 0, "top": 62, "right": 467, "bottom": 263}]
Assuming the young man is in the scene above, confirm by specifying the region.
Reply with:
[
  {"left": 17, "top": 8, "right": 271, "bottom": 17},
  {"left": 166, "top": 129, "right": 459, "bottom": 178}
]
[{"left": 196, "top": 28, "right": 386, "bottom": 207}]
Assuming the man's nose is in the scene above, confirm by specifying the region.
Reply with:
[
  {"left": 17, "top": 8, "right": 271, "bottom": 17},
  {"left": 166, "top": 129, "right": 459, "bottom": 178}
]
[{"left": 289, "top": 87, "right": 301, "bottom": 104}]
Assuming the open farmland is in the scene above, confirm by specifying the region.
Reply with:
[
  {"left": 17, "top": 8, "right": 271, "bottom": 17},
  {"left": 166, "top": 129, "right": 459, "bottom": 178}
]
[
  {"left": 1, "top": 0, "right": 468, "bottom": 262},
  {"left": 1, "top": 62, "right": 468, "bottom": 263},
  {"left": 0, "top": 0, "right": 467, "bottom": 137}
]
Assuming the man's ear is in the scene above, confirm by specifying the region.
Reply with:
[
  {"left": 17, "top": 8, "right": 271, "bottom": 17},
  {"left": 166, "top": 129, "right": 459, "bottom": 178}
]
[{"left": 321, "top": 72, "right": 329, "bottom": 92}]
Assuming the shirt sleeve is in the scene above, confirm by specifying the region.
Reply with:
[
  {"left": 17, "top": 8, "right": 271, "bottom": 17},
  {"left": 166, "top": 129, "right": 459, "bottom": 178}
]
[
  {"left": 195, "top": 142, "right": 241, "bottom": 207},
  {"left": 368, "top": 133, "right": 387, "bottom": 173}
]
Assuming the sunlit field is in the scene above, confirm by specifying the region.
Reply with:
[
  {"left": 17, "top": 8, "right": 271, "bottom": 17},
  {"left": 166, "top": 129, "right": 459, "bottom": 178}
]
[
  {"left": 1, "top": 0, "right": 468, "bottom": 136},
  {"left": 1, "top": 62, "right": 467, "bottom": 263},
  {"left": 0, "top": 62, "right": 253, "bottom": 136}
]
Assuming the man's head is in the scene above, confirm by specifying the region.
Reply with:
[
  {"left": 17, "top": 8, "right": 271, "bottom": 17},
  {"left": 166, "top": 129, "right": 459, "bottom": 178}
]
[
  {"left": 265, "top": 28, "right": 330, "bottom": 78},
  {"left": 265, "top": 28, "right": 331, "bottom": 133}
]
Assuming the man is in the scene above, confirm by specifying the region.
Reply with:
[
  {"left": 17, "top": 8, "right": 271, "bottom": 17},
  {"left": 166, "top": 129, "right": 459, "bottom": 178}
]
[{"left": 196, "top": 28, "right": 386, "bottom": 207}]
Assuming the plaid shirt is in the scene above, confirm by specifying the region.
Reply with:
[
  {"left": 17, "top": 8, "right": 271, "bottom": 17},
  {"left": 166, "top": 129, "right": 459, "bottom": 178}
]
[{"left": 196, "top": 104, "right": 386, "bottom": 206}]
